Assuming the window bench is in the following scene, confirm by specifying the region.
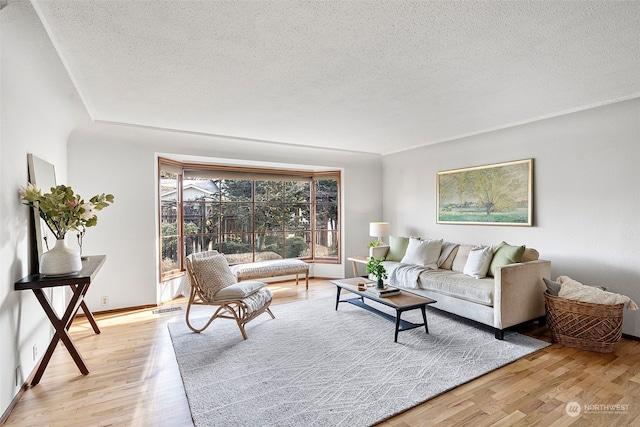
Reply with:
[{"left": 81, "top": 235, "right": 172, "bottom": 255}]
[{"left": 230, "top": 259, "right": 310, "bottom": 289}]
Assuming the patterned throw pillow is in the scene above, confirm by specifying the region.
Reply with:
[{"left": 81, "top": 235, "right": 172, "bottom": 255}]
[{"left": 191, "top": 254, "right": 236, "bottom": 301}]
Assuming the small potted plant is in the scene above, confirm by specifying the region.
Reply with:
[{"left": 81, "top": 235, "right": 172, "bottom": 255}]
[
  {"left": 368, "top": 240, "right": 383, "bottom": 258},
  {"left": 366, "top": 257, "right": 388, "bottom": 289}
]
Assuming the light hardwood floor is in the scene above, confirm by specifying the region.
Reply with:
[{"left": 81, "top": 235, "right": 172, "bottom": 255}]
[{"left": 4, "top": 279, "right": 639, "bottom": 426}]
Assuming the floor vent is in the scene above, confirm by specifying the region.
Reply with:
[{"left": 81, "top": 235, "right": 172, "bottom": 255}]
[{"left": 153, "top": 306, "right": 183, "bottom": 314}]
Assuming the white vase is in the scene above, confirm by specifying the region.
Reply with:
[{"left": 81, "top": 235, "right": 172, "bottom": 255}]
[{"left": 39, "top": 238, "right": 82, "bottom": 276}]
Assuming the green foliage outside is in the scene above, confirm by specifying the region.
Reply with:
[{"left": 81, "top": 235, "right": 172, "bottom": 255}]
[{"left": 285, "top": 236, "right": 309, "bottom": 258}]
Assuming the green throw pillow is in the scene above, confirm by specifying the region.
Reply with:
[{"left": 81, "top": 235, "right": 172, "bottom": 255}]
[
  {"left": 386, "top": 236, "right": 410, "bottom": 262},
  {"left": 488, "top": 241, "right": 525, "bottom": 277}
]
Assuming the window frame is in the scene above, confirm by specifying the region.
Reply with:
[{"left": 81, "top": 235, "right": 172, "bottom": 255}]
[{"left": 158, "top": 158, "right": 341, "bottom": 281}]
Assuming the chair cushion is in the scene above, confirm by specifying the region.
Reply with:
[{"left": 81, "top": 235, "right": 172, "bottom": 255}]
[
  {"left": 239, "top": 288, "right": 273, "bottom": 314},
  {"left": 191, "top": 254, "right": 236, "bottom": 301},
  {"left": 214, "top": 280, "right": 265, "bottom": 300}
]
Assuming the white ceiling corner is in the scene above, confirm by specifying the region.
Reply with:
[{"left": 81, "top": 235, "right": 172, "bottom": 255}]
[{"left": 33, "top": 0, "right": 640, "bottom": 155}]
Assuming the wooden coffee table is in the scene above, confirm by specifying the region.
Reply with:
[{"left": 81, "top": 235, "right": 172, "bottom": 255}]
[{"left": 331, "top": 277, "right": 436, "bottom": 342}]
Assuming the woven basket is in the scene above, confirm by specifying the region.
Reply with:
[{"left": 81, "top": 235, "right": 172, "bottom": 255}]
[{"left": 544, "top": 291, "right": 623, "bottom": 353}]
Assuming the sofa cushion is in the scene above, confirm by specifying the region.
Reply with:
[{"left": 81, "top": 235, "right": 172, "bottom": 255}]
[
  {"left": 440, "top": 245, "right": 459, "bottom": 270},
  {"left": 488, "top": 241, "right": 525, "bottom": 277},
  {"left": 386, "top": 235, "right": 410, "bottom": 262},
  {"left": 401, "top": 237, "right": 442, "bottom": 269},
  {"left": 418, "top": 269, "right": 494, "bottom": 306},
  {"left": 463, "top": 246, "right": 494, "bottom": 279},
  {"left": 452, "top": 244, "right": 474, "bottom": 272},
  {"left": 437, "top": 241, "right": 459, "bottom": 268},
  {"left": 521, "top": 248, "right": 540, "bottom": 262}
]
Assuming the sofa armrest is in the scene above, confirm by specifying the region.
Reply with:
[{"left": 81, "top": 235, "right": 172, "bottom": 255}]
[
  {"left": 493, "top": 259, "right": 551, "bottom": 329},
  {"left": 369, "top": 245, "right": 390, "bottom": 260}
]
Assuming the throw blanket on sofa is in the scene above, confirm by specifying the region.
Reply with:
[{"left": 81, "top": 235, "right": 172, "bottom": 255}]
[
  {"left": 557, "top": 276, "right": 638, "bottom": 310},
  {"left": 385, "top": 262, "right": 424, "bottom": 289}
]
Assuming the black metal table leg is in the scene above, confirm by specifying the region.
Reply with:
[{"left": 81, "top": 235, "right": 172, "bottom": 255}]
[{"left": 421, "top": 306, "right": 428, "bottom": 333}]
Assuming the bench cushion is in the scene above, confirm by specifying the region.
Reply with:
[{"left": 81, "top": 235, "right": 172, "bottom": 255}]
[{"left": 230, "top": 259, "right": 309, "bottom": 279}]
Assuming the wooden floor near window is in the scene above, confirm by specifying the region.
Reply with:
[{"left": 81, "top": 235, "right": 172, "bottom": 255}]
[{"left": 3, "top": 279, "right": 640, "bottom": 426}]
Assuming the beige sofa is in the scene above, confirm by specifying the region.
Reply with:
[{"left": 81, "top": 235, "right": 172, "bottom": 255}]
[{"left": 372, "top": 240, "right": 551, "bottom": 339}]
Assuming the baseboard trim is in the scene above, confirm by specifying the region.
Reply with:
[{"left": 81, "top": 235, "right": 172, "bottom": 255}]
[
  {"left": 1, "top": 354, "right": 43, "bottom": 426},
  {"left": 0, "top": 384, "right": 25, "bottom": 425},
  {"left": 75, "top": 304, "right": 157, "bottom": 318},
  {"left": 0, "top": 383, "right": 27, "bottom": 425}
]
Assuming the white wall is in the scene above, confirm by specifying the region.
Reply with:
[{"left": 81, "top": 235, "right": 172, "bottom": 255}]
[
  {"left": 67, "top": 123, "right": 382, "bottom": 312},
  {"left": 382, "top": 98, "right": 640, "bottom": 337},
  {"left": 0, "top": 1, "right": 90, "bottom": 417}
]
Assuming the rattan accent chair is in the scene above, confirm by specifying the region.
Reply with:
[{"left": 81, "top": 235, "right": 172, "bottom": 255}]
[{"left": 185, "top": 250, "right": 274, "bottom": 339}]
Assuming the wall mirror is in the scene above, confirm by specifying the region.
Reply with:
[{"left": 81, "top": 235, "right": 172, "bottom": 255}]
[{"left": 27, "top": 154, "right": 57, "bottom": 266}]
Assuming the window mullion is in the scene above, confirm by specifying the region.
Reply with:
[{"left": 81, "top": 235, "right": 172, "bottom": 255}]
[
  {"left": 177, "top": 172, "right": 184, "bottom": 271},
  {"left": 310, "top": 180, "right": 316, "bottom": 260}
]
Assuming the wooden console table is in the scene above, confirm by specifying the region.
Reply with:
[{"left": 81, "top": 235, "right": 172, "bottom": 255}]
[
  {"left": 347, "top": 255, "right": 369, "bottom": 277},
  {"left": 14, "top": 255, "right": 106, "bottom": 386}
]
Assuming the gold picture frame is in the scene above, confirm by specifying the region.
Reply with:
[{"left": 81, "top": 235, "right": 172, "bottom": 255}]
[{"left": 437, "top": 159, "right": 533, "bottom": 226}]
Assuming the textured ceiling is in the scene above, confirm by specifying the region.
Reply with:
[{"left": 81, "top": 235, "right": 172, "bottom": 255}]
[{"left": 34, "top": 1, "right": 640, "bottom": 155}]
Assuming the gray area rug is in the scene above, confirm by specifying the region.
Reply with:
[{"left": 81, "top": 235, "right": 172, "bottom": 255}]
[{"left": 168, "top": 296, "right": 549, "bottom": 427}]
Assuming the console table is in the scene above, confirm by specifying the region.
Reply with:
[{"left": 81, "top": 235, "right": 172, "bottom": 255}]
[{"left": 14, "top": 255, "right": 106, "bottom": 386}]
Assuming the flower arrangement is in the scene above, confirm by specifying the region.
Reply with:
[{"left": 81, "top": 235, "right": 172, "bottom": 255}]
[{"left": 20, "top": 184, "right": 114, "bottom": 241}]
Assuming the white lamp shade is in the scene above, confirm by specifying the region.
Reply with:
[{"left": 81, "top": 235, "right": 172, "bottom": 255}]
[{"left": 369, "top": 222, "right": 390, "bottom": 239}]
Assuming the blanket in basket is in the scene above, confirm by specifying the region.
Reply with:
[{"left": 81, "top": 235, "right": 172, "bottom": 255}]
[{"left": 557, "top": 276, "right": 638, "bottom": 310}]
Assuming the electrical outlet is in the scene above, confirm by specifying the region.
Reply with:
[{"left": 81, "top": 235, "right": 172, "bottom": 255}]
[
  {"left": 101, "top": 296, "right": 109, "bottom": 306},
  {"left": 32, "top": 344, "right": 37, "bottom": 361}
]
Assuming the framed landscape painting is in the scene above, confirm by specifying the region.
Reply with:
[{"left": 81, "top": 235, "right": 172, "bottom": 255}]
[{"left": 437, "top": 159, "right": 533, "bottom": 226}]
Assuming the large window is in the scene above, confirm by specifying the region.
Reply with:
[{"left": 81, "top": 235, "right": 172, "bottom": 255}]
[{"left": 159, "top": 159, "right": 340, "bottom": 280}]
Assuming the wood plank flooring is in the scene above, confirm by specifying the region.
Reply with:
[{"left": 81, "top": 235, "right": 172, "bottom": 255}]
[{"left": 3, "top": 279, "right": 639, "bottom": 426}]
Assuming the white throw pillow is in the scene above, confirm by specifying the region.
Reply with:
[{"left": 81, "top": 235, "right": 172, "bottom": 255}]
[
  {"left": 463, "top": 246, "right": 494, "bottom": 279},
  {"left": 400, "top": 238, "right": 442, "bottom": 270},
  {"left": 214, "top": 280, "right": 265, "bottom": 301}
]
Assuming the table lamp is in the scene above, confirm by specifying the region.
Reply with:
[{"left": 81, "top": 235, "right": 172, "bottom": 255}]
[{"left": 369, "top": 222, "right": 390, "bottom": 245}]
